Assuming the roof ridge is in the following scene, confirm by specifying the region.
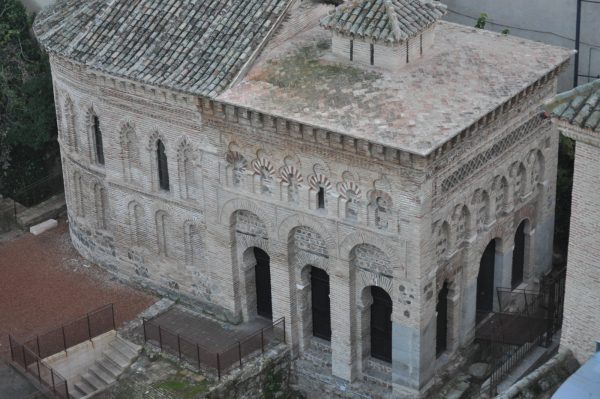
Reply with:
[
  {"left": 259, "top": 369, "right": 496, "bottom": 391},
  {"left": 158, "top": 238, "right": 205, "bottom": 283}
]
[{"left": 384, "top": 0, "right": 402, "bottom": 42}]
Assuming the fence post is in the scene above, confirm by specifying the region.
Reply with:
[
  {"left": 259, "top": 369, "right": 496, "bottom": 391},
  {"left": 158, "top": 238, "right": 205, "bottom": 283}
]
[
  {"left": 196, "top": 344, "right": 201, "bottom": 370},
  {"left": 51, "top": 369, "right": 56, "bottom": 394},
  {"left": 8, "top": 335, "right": 14, "bottom": 361},
  {"left": 261, "top": 329, "right": 264, "bottom": 354},
  {"left": 217, "top": 353, "right": 221, "bottom": 380},
  {"left": 36, "top": 336, "right": 41, "bottom": 357},
  {"left": 142, "top": 319, "right": 147, "bottom": 342},
  {"left": 177, "top": 335, "right": 182, "bottom": 361},
  {"left": 238, "top": 341, "right": 242, "bottom": 368},
  {"left": 36, "top": 358, "right": 41, "bottom": 383},
  {"left": 111, "top": 303, "right": 116, "bottom": 330},
  {"left": 87, "top": 313, "right": 92, "bottom": 341},
  {"left": 61, "top": 326, "right": 67, "bottom": 352},
  {"left": 158, "top": 325, "right": 163, "bottom": 350}
]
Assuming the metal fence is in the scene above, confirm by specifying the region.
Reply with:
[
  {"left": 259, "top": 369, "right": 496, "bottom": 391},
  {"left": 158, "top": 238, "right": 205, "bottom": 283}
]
[
  {"left": 16, "top": 304, "right": 115, "bottom": 360},
  {"left": 143, "top": 317, "right": 286, "bottom": 379},
  {"left": 10, "top": 172, "right": 64, "bottom": 209},
  {"left": 488, "top": 331, "right": 547, "bottom": 396},
  {"left": 8, "top": 336, "right": 70, "bottom": 399}
]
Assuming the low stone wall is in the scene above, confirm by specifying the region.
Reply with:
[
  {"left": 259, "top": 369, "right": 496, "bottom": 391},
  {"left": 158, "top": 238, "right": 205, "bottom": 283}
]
[
  {"left": 0, "top": 197, "right": 15, "bottom": 233},
  {"left": 207, "top": 346, "right": 302, "bottom": 399},
  {"left": 496, "top": 350, "right": 579, "bottom": 399}
]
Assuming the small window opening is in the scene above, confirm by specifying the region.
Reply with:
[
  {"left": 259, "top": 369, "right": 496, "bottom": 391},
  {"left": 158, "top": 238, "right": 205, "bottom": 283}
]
[
  {"left": 157, "top": 140, "right": 170, "bottom": 191},
  {"left": 317, "top": 187, "right": 325, "bottom": 209},
  {"left": 406, "top": 41, "right": 409, "bottom": 63},
  {"left": 370, "top": 43, "right": 374, "bottom": 65},
  {"left": 93, "top": 116, "right": 105, "bottom": 165},
  {"left": 350, "top": 39, "right": 354, "bottom": 61}
]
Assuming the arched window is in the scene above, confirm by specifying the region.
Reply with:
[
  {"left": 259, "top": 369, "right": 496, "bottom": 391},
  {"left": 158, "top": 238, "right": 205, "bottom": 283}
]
[
  {"left": 345, "top": 190, "right": 359, "bottom": 220},
  {"left": 93, "top": 115, "right": 105, "bottom": 165},
  {"left": 156, "top": 140, "right": 170, "bottom": 191},
  {"left": 317, "top": 187, "right": 325, "bottom": 209},
  {"left": 94, "top": 184, "right": 107, "bottom": 229},
  {"left": 156, "top": 211, "right": 169, "bottom": 256}
]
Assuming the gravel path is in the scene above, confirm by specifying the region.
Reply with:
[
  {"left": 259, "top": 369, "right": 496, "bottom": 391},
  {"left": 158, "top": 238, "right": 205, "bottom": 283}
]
[{"left": 0, "top": 218, "right": 156, "bottom": 359}]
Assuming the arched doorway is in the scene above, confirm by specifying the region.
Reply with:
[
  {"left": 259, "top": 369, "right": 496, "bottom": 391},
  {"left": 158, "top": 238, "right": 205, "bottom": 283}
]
[
  {"left": 436, "top": 281, "right": 449, "bottom": 357},
  {"left": 512, "top": 221, "right": 526, "bottom": 288},
  {"left": 370, "top": 286, "right": 392, "bottom": 362},
  {"left": 311, "top": 267, "right": 331, "bottom": 341},
  {"left": 254, "top": 248, "right": 272, "bottom": 320},
  {"left": 477, "top": 240, "right": 496, "bottom": 315}
]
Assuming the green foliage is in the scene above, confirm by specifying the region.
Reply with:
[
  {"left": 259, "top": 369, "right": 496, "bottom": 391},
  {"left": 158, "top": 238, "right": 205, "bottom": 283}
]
[
  {"left": 554, "top": 135, "right": 575, "bottom": 257},
  {"left": 154, "top": 374, "right": 209, "bottom": 398},
  {"left": 475, "top": 13, "right": 488, "bottom": 29},
  {"left": 501, "top": 28, "right": 510, "bottom": 35},
  {"left": 0, "top": 0, "right": 58, "bottom": 195}
]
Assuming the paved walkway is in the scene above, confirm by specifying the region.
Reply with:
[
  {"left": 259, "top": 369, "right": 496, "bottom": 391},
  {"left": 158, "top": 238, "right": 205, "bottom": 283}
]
[
  {"left": 0, "top": 359, "right": 41, "bottom": 399},
  {"left": 152, "top": 306, "right": 273, "bottom": 352}
]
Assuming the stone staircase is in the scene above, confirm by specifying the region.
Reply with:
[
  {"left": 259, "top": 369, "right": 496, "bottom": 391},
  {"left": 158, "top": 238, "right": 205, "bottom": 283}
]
[{"left": 70, "top": 336, "right": 141, "bottom": 399}]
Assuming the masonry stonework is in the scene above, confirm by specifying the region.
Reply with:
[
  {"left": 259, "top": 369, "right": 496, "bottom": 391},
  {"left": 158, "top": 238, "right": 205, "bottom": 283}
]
[{"left": 36, "top": 0, "right": 571, "bottom": 396}]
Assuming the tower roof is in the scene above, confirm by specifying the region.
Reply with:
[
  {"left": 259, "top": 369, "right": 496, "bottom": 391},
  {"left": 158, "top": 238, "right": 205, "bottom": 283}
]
[
  {"left": 34, "top": 0, "right": 292, "bottom": 97},
  {"left": 320, "top": 0, "right": 446, "bottom": 44}
]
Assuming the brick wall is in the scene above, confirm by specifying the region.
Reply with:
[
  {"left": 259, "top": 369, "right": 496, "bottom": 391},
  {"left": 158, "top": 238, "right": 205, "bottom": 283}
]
[{"left": 561, "top": 139, "right": 600, "bottom": 363}]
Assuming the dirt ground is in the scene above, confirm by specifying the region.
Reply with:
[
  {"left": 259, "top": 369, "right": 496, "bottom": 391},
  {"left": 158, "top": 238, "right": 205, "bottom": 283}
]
[{"left": 0, "top": 218, "right": 156, "bottom": 359}]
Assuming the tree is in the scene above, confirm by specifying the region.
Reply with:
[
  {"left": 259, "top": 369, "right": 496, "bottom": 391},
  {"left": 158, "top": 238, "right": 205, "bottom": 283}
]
[{"left": 0, "top": 0, "right": 58, "bottom": 194}]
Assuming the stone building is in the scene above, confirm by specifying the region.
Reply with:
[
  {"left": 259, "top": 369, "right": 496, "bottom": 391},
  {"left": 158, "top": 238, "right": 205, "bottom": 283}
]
[
  {"left": 545, "top": 80, "right": 600, "bottom": 364},
  {"left": 34, "top": 0, "right": 571, "bottom": 396}
]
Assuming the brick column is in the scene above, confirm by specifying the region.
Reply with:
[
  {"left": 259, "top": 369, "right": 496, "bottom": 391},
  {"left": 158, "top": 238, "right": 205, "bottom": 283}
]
[
  {"left": 330, "top": 260, "right": 355, "bottom": 381},
  {"left": 269, "top": 240, "right": 295, "bottom": 350}
]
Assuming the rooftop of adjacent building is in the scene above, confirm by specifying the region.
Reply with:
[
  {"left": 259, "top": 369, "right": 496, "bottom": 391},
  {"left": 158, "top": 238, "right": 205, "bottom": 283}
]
[
  {"left": 544, "top": 79, "right": 600, "bottom": 133},
  {"left": 35, "top": 0, "right": 572, "bottom": 156}
]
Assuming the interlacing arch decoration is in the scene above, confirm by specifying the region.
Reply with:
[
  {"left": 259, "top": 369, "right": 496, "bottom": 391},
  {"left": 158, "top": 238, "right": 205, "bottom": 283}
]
[
  {"left": 63, "top": 96, "right": 77, "bottom": 150},
  {"left": 527, "top": 149, "right": 545, "bottom": 188},
  {"left": 339, "top": 181, "right": 362, "bottom": 220},
  {"left": 368, "top": 190, "right": 392, "bottom": 230},
  {"left": 226, "top": 150, "right": 247, "bottom": 187},
  {"left": 280, "top": 165, "right": 303, "bottom": 204},
  {"left": 510, "top": 162, "right": 527, "bottom": 201},
  {"left": 434, "top": 220, "right": 450, "bottom": 262},
  {"left": 472, "top": 189, "right": 490, "bottom": 232},
  {"left": 493, "top": 175, "right": 509, "bottom": 217},
  {"left": 452, "top": 204, "right": 470, "bottom": 245},
  {"left": 308, "top": 174, "right": 332, "bottom": 191},
  {"left": 252, "top": 157, "right": 275, "bottom": 194},
  {"left": 177, "top": 138, "right": 198, "bottom": 200},
  {"left": 119, "top": 122, "right": 140, "bottom": 182}
]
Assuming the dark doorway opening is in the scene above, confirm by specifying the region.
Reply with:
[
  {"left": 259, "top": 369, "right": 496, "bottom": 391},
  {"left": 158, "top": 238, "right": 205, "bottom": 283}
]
[
  {"left": 370, "top": 286, "right": 392, "bottom": 363},
  {"left": 254, "top": 248, "right": 272, "bottom": 320},
  {"left": 477, "top": 240, "right": 496, "bottom": 316},
  {"left": 436, "top": 281, "right": 449, "bottom": 357},
  {"left": 512, "top": 221, "right": 526, "bottom": 288},
  {"left": 311, "top": 267, "right": 331, "bottom": 341}
]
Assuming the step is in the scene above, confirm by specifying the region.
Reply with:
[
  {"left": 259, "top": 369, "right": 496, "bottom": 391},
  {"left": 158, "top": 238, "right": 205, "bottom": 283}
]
[
  {"left": 73, "top": 378, "right": 96, "bottom": 396},
  {"left": 110, "top": 337, "right": 140, "bottom": 358},
  {"left": 89, "top": 364, "right": 117, "bottom": 385},
  {"left": 70, "top": 384, "right": 87, "bottom": 399},
  {"left": 103, "top": 347, "right": 131, "bottom": 368},
  {"left": 81, "top": 372, "right": 107, "bottom": 391},
  {"left": 98, "top": 356, "right": 124, "bottom": 377}
]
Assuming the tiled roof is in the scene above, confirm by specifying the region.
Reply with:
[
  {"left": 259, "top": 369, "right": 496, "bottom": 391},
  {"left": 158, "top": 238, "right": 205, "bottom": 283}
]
[
  {"left": 545, "top": 79, "right": 600, "bottom": 132},
  {"left": 320, "top": 0, "right": 446, "bottom": 43},
  {"left": 33, "top": 0, "right": 292, "bottom": 97}
]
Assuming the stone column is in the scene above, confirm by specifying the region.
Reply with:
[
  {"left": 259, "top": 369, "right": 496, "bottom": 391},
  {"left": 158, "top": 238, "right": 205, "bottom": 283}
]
[
  {"left": 494, "top": 241, "right": 513, "bottom": 311},
  {"left": 269, "top": 240, "right": 296, "bottom": 350},
  {"left": 330, "top": 259, "right": 355, "bottom": 381}
]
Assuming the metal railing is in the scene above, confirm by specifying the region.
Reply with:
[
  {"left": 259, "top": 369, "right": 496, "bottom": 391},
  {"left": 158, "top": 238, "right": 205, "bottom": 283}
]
[
  {"left": 142, "top": 317, "right": 286, "bottom": 379},
  {"left": 8, "top": 336, "right": 69, "bottom": 399},
  {"left": 488, "top": 330, "right": 547, "bottom": 396},
  {"left": 16, "top": 304, "right": 116, "bottom": 360}
]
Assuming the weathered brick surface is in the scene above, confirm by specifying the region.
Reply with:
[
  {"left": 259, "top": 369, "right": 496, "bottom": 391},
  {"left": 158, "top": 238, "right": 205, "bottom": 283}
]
[{"left": 560, "top": 140, "right": 600, "bottom": 363}]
